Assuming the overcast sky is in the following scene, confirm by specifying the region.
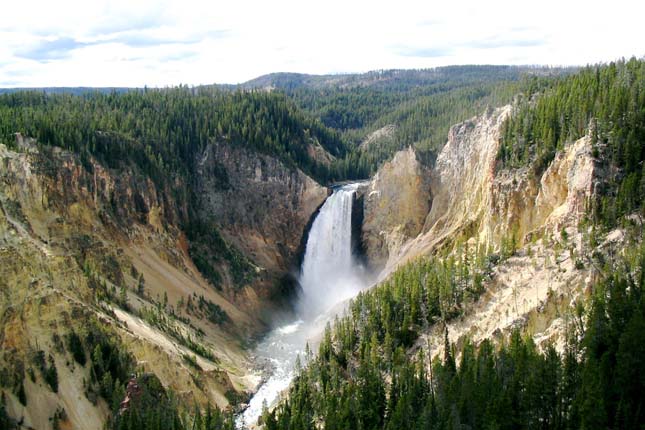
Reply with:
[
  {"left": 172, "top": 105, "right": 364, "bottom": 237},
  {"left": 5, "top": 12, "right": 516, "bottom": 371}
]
[{"left": 0, "top": 0, "right": 643, "bottom": 87}]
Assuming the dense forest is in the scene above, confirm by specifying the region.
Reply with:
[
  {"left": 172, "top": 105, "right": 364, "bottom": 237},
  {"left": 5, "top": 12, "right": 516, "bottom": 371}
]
[{"left": 0, "top": 88, "right": 347, "bottom": 185}]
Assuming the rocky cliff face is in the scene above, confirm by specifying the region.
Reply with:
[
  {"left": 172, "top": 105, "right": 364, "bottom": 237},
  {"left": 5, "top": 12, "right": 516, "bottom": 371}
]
[
  {"left": 366, "top": 106, "right": 597, "bottom": 271},
  {"left": 0, "top": 140, "right": 258, "bottom": 428},
  {"left": 358, "top": 124, "right": 396, "bottom": 152},
  {"left": 360, "top": 147, "right": 431, "bottom": 270},
  {"left": 0, "top": 135, "right": 328, "bottom": 429},
  {"left": 422, "top": 106, "right": 511, "bottom": 245},
  {"left": 197, "top": 141, "right": 328, "bottom": 278},
  {"left": 362, "top": 105, "right": 600, "bottom": 354}
]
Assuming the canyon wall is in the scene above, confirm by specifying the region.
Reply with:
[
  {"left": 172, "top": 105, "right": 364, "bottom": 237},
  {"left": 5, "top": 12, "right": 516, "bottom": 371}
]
[
  {"left": 362, "top": 105, "right": 600, "bottom": 355},
  {"left": 0, "top": 135, "right": 328, "bottom": 429}
]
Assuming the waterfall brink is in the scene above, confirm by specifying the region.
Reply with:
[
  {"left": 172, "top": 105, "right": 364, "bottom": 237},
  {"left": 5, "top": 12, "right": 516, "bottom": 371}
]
[
  {"left": 237, "top": 183, "right": 368, "bottom": 429},
  {"left": 298, "top": 183, "right": 364, "bottom": 317}
]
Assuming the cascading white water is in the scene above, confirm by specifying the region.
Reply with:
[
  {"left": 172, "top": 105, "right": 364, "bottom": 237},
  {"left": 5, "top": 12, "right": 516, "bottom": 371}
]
[
  {"left": 237, "top": 183, "right": 368, "bottom": 428},
  {"left": 297, "top": 183, "right": 365, "bottom": 317}
]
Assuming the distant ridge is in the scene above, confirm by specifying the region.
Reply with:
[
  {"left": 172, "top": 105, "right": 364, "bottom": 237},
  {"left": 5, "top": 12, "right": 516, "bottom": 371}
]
[
  {"left": 0, "top": 86, "right": 134, "bottom": 95},
  {"left": 239, "top": 65, "right": 577, "bottom": 91},
  {"left": 0, "top": 65, "right": 577, "bottom": 93}
]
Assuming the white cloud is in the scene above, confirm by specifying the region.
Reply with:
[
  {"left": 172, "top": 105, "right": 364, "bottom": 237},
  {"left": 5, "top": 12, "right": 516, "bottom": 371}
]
[{"left": 0, "top": 0, "right": 643, "bottom": 87}]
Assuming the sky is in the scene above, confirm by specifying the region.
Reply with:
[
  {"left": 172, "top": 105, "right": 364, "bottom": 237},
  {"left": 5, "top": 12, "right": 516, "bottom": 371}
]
[{"left": 0, "top": 0, "right": 643, "bottom": 87}]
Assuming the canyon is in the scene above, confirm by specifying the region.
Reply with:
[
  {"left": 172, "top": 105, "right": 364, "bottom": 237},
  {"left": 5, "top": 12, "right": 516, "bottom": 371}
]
[{"left": 0, "top": 101, "right": 617, "bottom": 429}]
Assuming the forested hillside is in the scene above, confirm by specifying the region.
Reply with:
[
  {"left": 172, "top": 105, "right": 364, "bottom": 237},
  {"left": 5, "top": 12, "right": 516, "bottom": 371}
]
[
  {"left": 0, "top": 88, "right": 346, "bottom": 186},
  {"left": 264, "top": 241, "right": 645, "bottom": 429},
  {"left": 0, "top": 66, "right": 574, "bottom": 184},
  {"left": 244, "top": 66, "right": 574, "bottom": 177}
]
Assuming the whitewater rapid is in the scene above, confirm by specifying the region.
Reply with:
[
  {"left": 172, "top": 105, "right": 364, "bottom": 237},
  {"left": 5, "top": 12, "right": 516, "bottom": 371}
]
[{"left": 237, "top": 183, "right": 368, "bottom": 428}]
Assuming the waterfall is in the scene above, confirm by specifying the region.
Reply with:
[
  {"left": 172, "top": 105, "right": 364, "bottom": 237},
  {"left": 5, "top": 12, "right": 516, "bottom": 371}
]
[
  {"left": 297, "top": 183, "right": 364, "bottom": 318},
  {"left": 237, "top": 183, "right": 368, "bottom": 428}
]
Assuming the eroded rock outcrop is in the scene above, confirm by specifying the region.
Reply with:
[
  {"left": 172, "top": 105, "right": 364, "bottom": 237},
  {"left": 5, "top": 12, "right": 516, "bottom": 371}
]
[
  {"left": 365, "top": 105, "right": 597, "bottom": 274},
  {"left": 425, "top": 106, "right": 512, "bottom": 243},
  {"left": 534, "top": 136, "right": 597, "bottom": 228},
  {"left": 361, "top": 147, "right": 431, "bottom": 270},
  {"left": 196, "top": 141, "right": 328, "bottom": 281},
  {"left": 361, "top": 105, "right": 600, "bottom": 357},
  {"left": 358, "top": 124, "right": 397, "bottom": 152}
]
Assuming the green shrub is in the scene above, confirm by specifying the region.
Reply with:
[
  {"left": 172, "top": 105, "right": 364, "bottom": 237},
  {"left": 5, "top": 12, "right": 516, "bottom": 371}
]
[{"left": 66, "top": 332, "right": 86, "bottom": 366}]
